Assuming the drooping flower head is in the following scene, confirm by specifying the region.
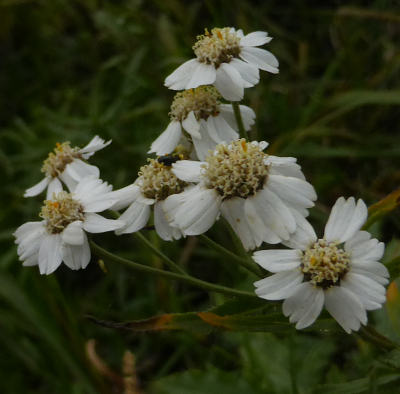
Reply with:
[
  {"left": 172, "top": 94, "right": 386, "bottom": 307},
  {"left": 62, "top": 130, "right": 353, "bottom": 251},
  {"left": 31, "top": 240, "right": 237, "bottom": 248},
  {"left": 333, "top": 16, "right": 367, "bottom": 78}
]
[
  {"left": 25, "top": 136, "right": 111, "bottom": 199},
  {"left": 149, "top": 86, "right": 255, "bottom": 160},
  {"left": 163, "top": 139, "right": 316, "bottom": 250},
  {"left": 111, "top": 153, "right": 190, "bottom": 241},
  {"left": 253, "top": 197, "right": 389, "bottom": 333},
  {"left": 165, "top": 27, "right": 279, "bottom": 101},
  {"left": 15, "top": 176, "right": 124, "bottom": 274}
]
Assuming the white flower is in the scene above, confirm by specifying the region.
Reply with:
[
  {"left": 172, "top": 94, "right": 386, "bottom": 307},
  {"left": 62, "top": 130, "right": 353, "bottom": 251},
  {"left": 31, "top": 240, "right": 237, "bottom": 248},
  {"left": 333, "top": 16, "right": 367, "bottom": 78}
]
[
  {"left": 164, "top": 27, "right": 278, "bottom": 101},
  {"left": 253, "top": 197, "right": 389, "bottom": 333},
  {"left": 163, "top": 139, "right": 316, "bottom": 250},
  {"left": 110, "top": 156, "right": 188, "bottom": 241},
  {"left": 24, "top": 136, "right": 111, "bottom": 199},
  {"left": 149, "top": 86, "right": 255, "bottom": 160},
  {"left": 15, "top": 176, "right": 124, "bottom": 274}
]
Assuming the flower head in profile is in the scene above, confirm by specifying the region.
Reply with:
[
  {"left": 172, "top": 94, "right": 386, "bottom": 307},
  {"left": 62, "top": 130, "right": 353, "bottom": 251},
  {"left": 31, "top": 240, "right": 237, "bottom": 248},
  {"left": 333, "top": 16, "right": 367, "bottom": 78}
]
[
  {"left": 110, "top": 154, "right": 189, "bottom": 241},
  {"left": 149, "top": 86, "right": 255, "bottom": 160},
  {"left": 163, "top": 139, "right": 316, "bottom": 250},
  {"left": 165, "top": 27, "right": 279, "bottom": 101},
  {"left": 24, "top": 136, "right": 111, "bottom": 199},
  {"left": 15, "top": 176, "right": 124, "bottom": 274},
  {"left": 253, "top": 197, "right": 389, "bottom": 333}
]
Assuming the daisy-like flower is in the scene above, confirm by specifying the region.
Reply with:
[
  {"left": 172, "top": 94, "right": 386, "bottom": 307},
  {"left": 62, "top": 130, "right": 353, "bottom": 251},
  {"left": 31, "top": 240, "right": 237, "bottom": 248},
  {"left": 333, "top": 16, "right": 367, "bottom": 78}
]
[
  {"left": 163, "top": 139, "right": 316, "bottom": 250},
  {"left": 165, "top": 27, "right": 279, "bottom": 101},
  {"left": 149, "top": 86, "right": 255, "bottom": 160},
  {"left": 15, "top": 176, "right": 124, "bottom": 274},
  {"left": 110, "top": 155, "right": 188, "bottom": 241},
  {"left": 24, "top": 136, "right": 111, "bottom": 199},
  {"left": 253, "top": 197, "right": 389, "bottom": 333}
]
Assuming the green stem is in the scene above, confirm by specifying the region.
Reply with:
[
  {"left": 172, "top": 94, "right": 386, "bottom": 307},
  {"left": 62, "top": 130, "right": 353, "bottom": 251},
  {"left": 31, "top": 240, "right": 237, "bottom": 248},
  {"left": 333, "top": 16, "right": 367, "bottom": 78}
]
[
  {"left": 232, "top": 102, "right": 247, "bottom": 139},
  {"left": 90, "top": 241, "right": 257, "bottom": 299},
  {"left": 200, "top": 235, "right": 264, "bottom": 278},
  {"left": 358, "top": 325, "right": 398, "bottom": 351},
  {"left": 109, "top": 210, "right": 187, "bottom": 276},
  {"left": 134, "top": 231, "right": 187, "bottom": 275}
]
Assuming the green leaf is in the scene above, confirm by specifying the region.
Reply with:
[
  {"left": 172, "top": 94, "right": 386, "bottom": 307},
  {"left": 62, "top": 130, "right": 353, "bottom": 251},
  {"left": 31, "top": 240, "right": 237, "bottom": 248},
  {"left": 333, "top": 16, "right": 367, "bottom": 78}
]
[
  {"left": 316, "top": 374, "right": 400, "bottom": 394},
  {"left": 363, "top": 189, "right": 400, "bottom": 230},
  {"left": 149, "top": 369, "right": 263, "bottom": 394}
]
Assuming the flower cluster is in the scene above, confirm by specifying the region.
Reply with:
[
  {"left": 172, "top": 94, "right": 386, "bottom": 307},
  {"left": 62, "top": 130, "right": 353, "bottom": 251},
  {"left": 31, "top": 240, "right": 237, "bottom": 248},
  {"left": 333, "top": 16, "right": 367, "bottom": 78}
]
[{"left": 14, "top": 26, "right": 389, "bottom": 335}]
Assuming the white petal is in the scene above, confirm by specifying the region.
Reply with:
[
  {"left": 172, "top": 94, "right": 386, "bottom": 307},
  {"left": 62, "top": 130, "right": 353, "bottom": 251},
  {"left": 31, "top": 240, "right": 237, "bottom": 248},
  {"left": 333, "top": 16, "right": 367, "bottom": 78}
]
[
  {"left": 221, "top": 197, "right": 261, "bottom": 251},
  {"left": 149, "top": 121, "right": 182, "bottom": 155},
  {"left": 16, "top": 222, "right": 46, "bottom": 261},
  {"left": 24, "top": 177, "right": 50, "bottom": 197},
  {"left": 38, "top": 234, "right": 63, "bottom": 275},
  {"left": 324, "top": 197, "right": 368, "bottom": 243},
  {"left": 79, "top": 135, "right": 111, "bottom": 159},
  {"left": 282, "top": 282, "right": 316, "bottom": 317},
  {"left": 65, "top": 159, "right": 100, "bottom": 182},
  {"left": 324, "top": 286, "right": 367, "bottom": 333},
  {"left": 163, "top": 185, "right": 221, "bottom": 235},
  {"left": 83, "top": 213, "right": 125, "bottom": 233},
  {"left": 185, "top": 62, "right": 216, "bottom": 89},
  {"left": 282, "top": 209, "right": 317, "bottom": 250},
  {"left": 341, "top": 273, "right": 386, "bottom": 310},
  {"left": 109, "top": 184, "right": 141, "bottom": 211},
  {"left": 267, "top": 174, "right": 317, "bottom": 210},
  {"left": 172, "top": 160, "right": 204, "bottom": 182},
  {"left": 115, "top": 202, "right": 150, "bottom": 234},
  {"left": 247, "top": 187, "right": 297, "bottom": 241},
  {"left": 211, "top": 115, "right": 239, "bottom": 142},
  {"left": 62, "top": 221, "right": 84, "bottom": 245},
  {"left": 229, "top": 58, "right": 260, "bottom": 87},
  {"left": 192, "top": 121, "right": 220, "bottom": 161},
  {"left": 351, "top": 260, "right": 389, "bottom": 279},
  {"left": 164, "top": 59, "right": 199, "bottom": 90},
  {"left": 59, "top": 171, "right": 78, "bottom": 192},
  {"left": 214, "top": 63, "right": 244, "bottom": 101},
  {"left": 295, "top": 287, "right": 325, "bottom": 329},
  {"left": 244, "top": 197, "right": 281, "bottom": 245},
  {"left": 22, "top": 253, "right": 39, "bottom": 267},
  {"left": 240, "top": 47, "right": 279, "bottom": 73},
  {"left": 46, "top": 177, "right": 63, "bottom": 199},
  {"left": 253, "top": 249, "right": 302, "bottom": 272},
  {"left": 182, "top": 111, "right": 201, "bottom": 139},
  {"left": 240, "top": 31, "right": 272, "bottom": 47},
  {"left": 346, "top": 233, "right": 385, "bottom": 262},
  {"left": 254, "top": 270, "right": 303, "bottom": 300},
  {"left": 284, "top": 283, "right": 324, "bottom": 328},
  {"left": 218, "top": 104, "right": 256, "bottom": 132},
  {"left": 62, "top": 232, "right": 91, "bottom": 270},
  {"left": 74, "top": 177, "right": 116, "bottom": 212},
  {"left": 267, "top": 156, "right": 306, "bottom": 180},
  {"left": 154, "top": 201, "right": 182, "bottom": 241},
  {"left": 14, "top": 221, "right": 44, "bottom": 240}
]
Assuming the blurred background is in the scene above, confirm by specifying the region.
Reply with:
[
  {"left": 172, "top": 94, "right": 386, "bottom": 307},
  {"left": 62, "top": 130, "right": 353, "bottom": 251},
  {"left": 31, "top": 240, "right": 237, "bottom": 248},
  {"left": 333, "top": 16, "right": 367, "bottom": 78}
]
[{"left": 1, "top": 0, "right": 400, "bottom": 392}]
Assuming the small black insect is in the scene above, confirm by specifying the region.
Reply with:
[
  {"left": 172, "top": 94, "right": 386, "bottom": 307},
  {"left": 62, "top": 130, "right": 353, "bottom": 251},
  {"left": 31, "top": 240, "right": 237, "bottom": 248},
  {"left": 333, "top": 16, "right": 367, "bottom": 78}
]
[{"left": 157, "top": 154, "right": 180, "bottom": 166}]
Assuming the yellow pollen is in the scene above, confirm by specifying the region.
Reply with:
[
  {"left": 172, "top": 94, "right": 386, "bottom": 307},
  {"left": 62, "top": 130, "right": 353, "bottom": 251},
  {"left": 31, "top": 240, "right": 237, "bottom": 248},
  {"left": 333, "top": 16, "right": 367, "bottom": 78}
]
[
  {"left": 193, "top": 27, "right": 241, "bottom": 67},
  {"left": 41, "top": 141, "right": 82, "bottom": 178},
  {"left": 202, "top": 139, "right": 268, "bottom": 200},
  {"left": 302, "top": 239, "right": 350, "bottom": 289},
  {"left": 40, "top": 191, "right": 85, "bottom": 234},
  {"left": 169, "top": 86, "right": 221, "bottom": 122},
  {"left": 138, "top": 158, "right": 188, "bottom": 201}
]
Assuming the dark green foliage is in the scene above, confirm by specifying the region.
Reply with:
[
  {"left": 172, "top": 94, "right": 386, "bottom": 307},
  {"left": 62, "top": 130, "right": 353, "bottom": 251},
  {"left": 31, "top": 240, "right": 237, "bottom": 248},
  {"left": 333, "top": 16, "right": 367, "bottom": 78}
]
[{"left": 1, "top": 0, "right": 400, "bottom": 392}]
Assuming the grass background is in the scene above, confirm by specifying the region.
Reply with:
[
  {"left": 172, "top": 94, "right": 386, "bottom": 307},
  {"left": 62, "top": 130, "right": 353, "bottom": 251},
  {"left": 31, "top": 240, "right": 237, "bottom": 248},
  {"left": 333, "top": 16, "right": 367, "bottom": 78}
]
[{"left": 1, "top": 0, "right": 400, "bottom": 392}]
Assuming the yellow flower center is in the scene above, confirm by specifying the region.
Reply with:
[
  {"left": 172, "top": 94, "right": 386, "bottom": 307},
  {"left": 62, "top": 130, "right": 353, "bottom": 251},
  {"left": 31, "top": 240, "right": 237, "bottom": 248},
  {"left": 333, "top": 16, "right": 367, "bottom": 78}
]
[
  {"left": 41, "top": 142, "right": 81, "bottom": 178},
  {"left": 202, "top": 139, "right": 268, "bottom": 200},
  {"left": 169, "top": 86, "right": 221, "bottom": 122},
  {"left": 139, "top": 157, "right": 187, "bottom": 201},
  {"left": 302, "top": 239, "right": 350, "bottom": 288},
  {"left": 193, "top": 27, "right": 241, "bottom": 67},
  {"left": 40, "top": 191, "right": 85, "bottom": 234}
]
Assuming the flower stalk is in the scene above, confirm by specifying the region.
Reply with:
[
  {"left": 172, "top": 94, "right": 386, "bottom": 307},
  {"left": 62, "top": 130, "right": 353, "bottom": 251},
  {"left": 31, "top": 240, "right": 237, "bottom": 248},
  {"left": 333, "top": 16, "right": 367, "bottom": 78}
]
[{"left": 90, "top": 241, "right": 257, "bottom": 299}]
